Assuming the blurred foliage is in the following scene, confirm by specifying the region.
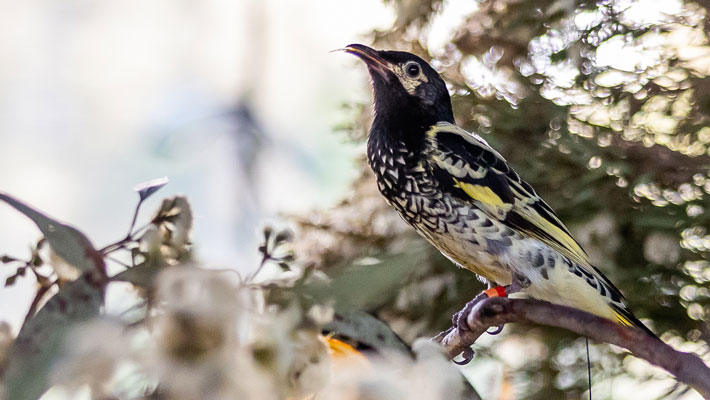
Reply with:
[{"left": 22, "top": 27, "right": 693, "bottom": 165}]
[
  {"left": 0, "top": 186, "right": 473, "bottom": 399},
  {"left": 294, "top": 0, "right": 710, "bottom": 398}
]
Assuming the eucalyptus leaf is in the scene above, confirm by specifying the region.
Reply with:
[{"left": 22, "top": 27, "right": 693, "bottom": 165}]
[
  {"left": 2, "top": 272, "right": 105, "bottom": 400},
  {"left": 0, "top": 193, "right": 105, "bottom": 274},
  {"left": 301, "top": 249, "right": 427, "bottom": 311},
  {"left": 110, "top": 261, "right": 159, "bottom": 289}
]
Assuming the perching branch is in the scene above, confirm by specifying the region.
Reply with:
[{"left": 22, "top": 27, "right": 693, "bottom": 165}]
[{"left": 434, "top": 297, "right": 710, "bottom": 399}]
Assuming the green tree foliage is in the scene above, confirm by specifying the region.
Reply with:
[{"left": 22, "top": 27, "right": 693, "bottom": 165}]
[{"left": 295, "top": 0, "right": 710, "bottom": 398}]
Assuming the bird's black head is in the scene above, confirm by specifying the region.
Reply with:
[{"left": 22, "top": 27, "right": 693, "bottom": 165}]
[{"left": 345, "top": 44, "right": 454, "bottom": 136}]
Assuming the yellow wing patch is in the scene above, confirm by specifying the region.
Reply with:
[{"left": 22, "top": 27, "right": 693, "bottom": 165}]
[
  {"left": 454, "top": 179, "right": 513, "bottom": 219},
  {"left": 517, "top": 206, "right": 589, "bottom": 267},
  {"left": 455, "top": 181, "right": 507, "bottom": 207}
]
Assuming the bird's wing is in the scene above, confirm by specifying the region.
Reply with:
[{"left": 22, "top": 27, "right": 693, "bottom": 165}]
[
  {"left": 423, "top": 123, "right": 636, "bottom": 310},
  {"left": 424, "top": 123, "right": 591, "bottom": 263}
]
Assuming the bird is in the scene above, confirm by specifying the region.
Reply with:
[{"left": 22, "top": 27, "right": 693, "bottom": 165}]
[{"left": 343, "top": 43, "right": 656, "bottom": 337}]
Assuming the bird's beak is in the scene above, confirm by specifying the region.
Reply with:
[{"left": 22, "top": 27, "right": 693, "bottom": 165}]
[{"left": 343, "top": 44, "right": 390, "bottom": 78}]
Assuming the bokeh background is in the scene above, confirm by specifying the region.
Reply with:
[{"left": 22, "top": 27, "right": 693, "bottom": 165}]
[
  {"left": 2, "top": 0, "right": 710, "bottom": 399},
  {"left": 0, "top": 0, "right": 393, "bottom": 330}
]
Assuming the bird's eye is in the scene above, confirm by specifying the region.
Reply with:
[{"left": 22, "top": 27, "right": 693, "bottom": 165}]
[{"left": 405, "top": 62, "right": 421, "bottom": 78}]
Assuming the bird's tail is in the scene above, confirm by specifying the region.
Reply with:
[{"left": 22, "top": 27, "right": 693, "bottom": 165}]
[{"left": 611, "top": 303, "right": 660, "bottom": 340}]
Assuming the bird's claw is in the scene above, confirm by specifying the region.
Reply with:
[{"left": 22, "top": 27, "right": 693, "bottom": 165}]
[
  {"left": 452, "top": 292, "right": 488, "bottom": 332},
  {"left": 453, "top": 347, "right": 475, "bottom": 365},
  {"left": 486, "top": 324, "right": 504, "bottom": 335}
]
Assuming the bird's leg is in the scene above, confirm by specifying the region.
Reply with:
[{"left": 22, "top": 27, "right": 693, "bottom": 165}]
[
  {"left": 453, "top": 283, "right": 524, "bottom": 334},
  {"left": 486, "top": 275, "right": 529, "bottom": 335},
  {"left": 484, "top": 282, "right": 524, "bottom": 335}
]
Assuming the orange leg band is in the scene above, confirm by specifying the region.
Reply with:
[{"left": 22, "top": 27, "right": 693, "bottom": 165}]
[{"left": 483, "top": 286, "right": 507, "bottom": 298}]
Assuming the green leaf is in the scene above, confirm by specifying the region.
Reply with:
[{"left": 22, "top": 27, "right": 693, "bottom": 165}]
[
  {"left": 550, "top": 49, "right": 568, "bottom": 63},
  {"left": 261, "top": 226, "right": 273, "bottom": 245},
  {"left": 301, "top": 249, "right": 427, "bottom": 311},
  {"left": 110, "top": 262, "right": 157, "bottom": 288},
  {"left": 1, "top": 255, "right": 17, "bottom": 263},
  {"left": 2, "top": 272, "right": 105, "bottom": 400},
  {"left": 273, "top": 229, "right": 293, "bottom": 246},
  {"left": 635, "top": 214, "right": 682, "bottom": 230},
  {"left": 0, "top": 193, "right": 105, "bottom": 275}
]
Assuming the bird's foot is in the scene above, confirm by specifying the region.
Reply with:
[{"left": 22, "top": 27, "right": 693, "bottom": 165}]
[
  {"left": 446, "top": 285, "right": 514, "bottom": 365},
  {"left": 452, "top": 292, "right": 487, "bottom": 332},
  {"left": 453, "top": 285, "right": 512, "bottom": 333}
]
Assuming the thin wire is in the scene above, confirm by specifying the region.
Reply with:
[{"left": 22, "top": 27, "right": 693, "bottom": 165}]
[{"left": 586, "top": 337, "right": 592, "bottom": 400}]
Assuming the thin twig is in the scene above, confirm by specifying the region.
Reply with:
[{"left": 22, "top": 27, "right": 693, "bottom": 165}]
[
  {"left": 434, "top": 297, "right": 710, "bottom": 399},
  {"left": 106, "top": 256, "right": 132, "bottom": 268},
  {"left": 127, "top": 199, "right": 144, "bottom": 239},
  {"left": 99, "top": 221, "right": 151, "bottom": 255},
  {"left": 248, "top": 253, "right": 270, "bottom": 282},
  {"left": 98, "top": 198, "right": 152, "bottom": 255}
]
